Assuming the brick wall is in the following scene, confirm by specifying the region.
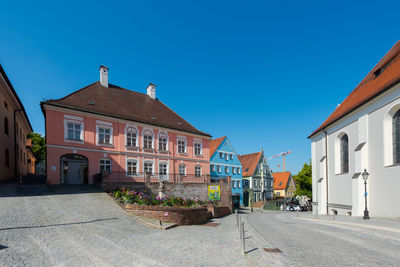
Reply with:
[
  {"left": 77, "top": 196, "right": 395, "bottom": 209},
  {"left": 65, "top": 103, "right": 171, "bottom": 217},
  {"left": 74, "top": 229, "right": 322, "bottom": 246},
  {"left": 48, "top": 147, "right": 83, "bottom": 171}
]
[
  {"left": 125, "top": 204, "right": 208, "bottom": 225},
  {"left": 206, "top": 205, "right": 231, "bottom": 218}
]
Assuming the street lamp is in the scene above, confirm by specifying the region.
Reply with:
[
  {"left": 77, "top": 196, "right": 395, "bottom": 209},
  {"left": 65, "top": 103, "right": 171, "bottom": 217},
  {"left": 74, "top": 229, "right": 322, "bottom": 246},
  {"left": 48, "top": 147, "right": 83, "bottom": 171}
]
[{"left": 362, "top": 169, "right": 370, "bottom": 220}]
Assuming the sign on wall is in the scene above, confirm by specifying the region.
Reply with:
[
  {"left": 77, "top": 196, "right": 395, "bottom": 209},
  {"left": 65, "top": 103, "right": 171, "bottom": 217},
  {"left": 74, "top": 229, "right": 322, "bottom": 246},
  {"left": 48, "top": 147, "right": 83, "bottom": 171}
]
[{"left": 208, "top": 185, "right": 221, "bottom": 201}]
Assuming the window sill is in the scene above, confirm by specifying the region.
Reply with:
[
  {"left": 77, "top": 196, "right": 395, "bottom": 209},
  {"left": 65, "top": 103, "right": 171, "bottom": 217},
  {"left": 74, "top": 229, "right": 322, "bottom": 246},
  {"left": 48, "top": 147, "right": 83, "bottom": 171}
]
[
  {"left": 158, "top": 150, "right": 169, "bottom": 154},
  {"left": 335, "top": 172, "right": 349, "bottom": 176},
  {"left": 126, "top": 145, "right": 139, "bottom": 151},
  {"left": 143, "top": 148, "right": 154, "bottom": 153},
  {"left": 178, "top": 153, "right": 188, "bottom": 156},
  {"left": 97, "top": 143, "right": 113, "bottom": 148},
  {"left": 384, "top": 163, "right": 400, "bottom": 168},
  {"left": 64, "top": 139, "right": 84, "bottom": 144},
  {"left": 194, "top": 154, "right": 203, "bottom": 158}
]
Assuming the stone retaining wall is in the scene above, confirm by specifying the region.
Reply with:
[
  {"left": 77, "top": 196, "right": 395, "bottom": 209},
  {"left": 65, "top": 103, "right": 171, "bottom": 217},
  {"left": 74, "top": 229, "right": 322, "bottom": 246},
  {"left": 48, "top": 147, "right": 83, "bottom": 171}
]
[
  {"left": 125, "top": 204, "right": 208, "bottom": 225},
  {"left": 206, "top": 205, "right": 231, "bottom": 218}
]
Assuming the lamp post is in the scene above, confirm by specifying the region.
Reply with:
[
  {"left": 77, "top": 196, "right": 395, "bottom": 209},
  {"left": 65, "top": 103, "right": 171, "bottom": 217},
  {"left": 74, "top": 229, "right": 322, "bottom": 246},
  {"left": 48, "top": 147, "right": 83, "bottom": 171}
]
[{"left": 362, "top": 169, "right": 370, "bottom": 220}]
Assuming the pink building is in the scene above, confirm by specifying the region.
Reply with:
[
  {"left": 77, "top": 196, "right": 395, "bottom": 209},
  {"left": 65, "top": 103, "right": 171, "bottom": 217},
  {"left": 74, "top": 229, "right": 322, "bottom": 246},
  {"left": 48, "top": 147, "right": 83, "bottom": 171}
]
[{"left": 41, "top": 66, "right": 211, "bottom": 184}]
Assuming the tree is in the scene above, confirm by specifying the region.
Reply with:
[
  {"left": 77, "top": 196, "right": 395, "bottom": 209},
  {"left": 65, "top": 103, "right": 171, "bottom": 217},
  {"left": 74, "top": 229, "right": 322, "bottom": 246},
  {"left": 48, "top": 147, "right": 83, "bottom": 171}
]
[
  {"left": 294, "top": 161, "right": 312, "bottom": 198},
  {"left": 27, "top": 132, "right": 46, "bottom": 163}
]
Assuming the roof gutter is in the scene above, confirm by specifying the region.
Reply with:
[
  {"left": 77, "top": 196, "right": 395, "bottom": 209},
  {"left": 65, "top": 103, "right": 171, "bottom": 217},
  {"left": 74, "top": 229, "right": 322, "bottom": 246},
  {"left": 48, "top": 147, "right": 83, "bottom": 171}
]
[{"left": 323, "top": 130, "right": 329, "bottom": 215}]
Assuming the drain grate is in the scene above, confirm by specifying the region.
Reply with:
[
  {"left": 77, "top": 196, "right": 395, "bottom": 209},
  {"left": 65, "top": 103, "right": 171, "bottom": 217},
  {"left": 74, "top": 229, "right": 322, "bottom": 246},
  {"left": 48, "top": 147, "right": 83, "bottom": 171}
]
[
  {"left": 263, "top": 248, "right": 282, "bottom": 253},
  {"left": 202, "top": 222, "right": 220, "bottom": 227}
]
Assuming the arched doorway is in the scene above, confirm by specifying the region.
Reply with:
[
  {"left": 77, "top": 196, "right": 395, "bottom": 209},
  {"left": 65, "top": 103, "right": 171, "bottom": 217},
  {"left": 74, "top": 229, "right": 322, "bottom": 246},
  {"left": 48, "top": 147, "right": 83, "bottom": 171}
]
[
  {"left": 60, "top": 154, "right": 88, "bottom": 184},
  {"left": 243, "top": 191, "right": 249, "bottom": 207}
]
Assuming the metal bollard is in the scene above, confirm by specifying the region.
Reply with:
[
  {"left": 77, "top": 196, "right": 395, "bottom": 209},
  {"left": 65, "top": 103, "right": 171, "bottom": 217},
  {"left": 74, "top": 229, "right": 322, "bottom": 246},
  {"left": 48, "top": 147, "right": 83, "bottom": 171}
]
[
  {"left": 241, "top": 222, "right": 245, "bottom": 254},
  {"left": 235, "top": 209, "right": 238, "bottom": 228},
  {"left": 238, "top": 216, "right": 241, "bottom": 239}
]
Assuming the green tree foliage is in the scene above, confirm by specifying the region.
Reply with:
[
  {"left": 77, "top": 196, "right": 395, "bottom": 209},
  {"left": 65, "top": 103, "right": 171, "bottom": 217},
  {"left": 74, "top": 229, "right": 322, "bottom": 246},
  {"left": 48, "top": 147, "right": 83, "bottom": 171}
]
[
  {"left": 27, "top": 133, "right": 46, "bottom": 162},
  {"left": 294, "top": 161, "right": 312, "bottom": 198}
]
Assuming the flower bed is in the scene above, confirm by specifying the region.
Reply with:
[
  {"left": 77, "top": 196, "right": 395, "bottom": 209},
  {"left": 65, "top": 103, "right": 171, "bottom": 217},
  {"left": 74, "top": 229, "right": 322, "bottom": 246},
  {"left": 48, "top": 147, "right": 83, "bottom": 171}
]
[{"left": 112, "top": 188, "right": 216, "bottom": 207}]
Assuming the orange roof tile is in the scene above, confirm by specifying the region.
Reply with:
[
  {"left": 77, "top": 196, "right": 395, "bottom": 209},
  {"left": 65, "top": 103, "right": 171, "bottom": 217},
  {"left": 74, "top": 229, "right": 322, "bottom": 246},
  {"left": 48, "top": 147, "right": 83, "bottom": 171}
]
[
  {"left": 273, "top": 172, "right": 291, "bottom": 190},
  {"left": 238, "top": 152, "right": 262, "bottom": 177},
  {"left": 209, "top": 136, "right": 226, "bottom": 158},
  {"left": 310, "top": 41, "right": 400, "bottom": 137}
]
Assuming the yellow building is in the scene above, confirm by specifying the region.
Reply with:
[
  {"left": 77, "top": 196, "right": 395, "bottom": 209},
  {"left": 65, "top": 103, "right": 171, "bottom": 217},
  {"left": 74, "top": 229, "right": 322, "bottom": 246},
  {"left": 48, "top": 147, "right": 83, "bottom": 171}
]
[
  {"left": 0, "top": 64, "right": 34, "bottom": 180},
  {"left": 273, "top": 172, "right": 296, "bottom": 198}
]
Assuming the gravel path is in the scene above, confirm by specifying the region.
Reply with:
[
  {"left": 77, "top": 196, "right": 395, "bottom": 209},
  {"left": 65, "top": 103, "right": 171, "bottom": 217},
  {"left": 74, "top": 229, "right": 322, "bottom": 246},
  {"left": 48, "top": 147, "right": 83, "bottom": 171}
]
[{"left": 0, "top": 184, "right": 271, "bottom": 266}]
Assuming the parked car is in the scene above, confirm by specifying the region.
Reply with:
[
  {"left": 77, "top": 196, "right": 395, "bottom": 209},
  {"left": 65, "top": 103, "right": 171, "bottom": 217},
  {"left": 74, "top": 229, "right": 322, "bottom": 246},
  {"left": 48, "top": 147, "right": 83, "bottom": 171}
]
[{"left": 286, "top": 204, "right": 301, "bottom": 211}]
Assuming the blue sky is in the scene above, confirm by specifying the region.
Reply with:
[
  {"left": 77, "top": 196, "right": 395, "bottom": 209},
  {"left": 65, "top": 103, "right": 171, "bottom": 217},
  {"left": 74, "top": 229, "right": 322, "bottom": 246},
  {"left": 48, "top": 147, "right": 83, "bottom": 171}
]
[{"left": 1, "top": 0, "right": 399, "bottom": 174}]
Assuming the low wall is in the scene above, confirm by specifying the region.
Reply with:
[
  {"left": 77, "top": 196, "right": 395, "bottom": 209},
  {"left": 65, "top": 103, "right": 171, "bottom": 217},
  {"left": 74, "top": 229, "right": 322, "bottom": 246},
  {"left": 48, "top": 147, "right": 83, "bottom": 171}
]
[
  {"left": 125, "top": 204, "right": 208, "bottom": 225},
  {"left": 206, "top": 205, "right": 231, "bottom": 218},
  {"left": 103, "top": 180, "right": 233, "bottom": 210}
]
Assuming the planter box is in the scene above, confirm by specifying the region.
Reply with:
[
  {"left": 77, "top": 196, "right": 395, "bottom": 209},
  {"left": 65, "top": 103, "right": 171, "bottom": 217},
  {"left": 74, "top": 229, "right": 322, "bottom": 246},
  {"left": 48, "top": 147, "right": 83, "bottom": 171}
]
[{"left": 125, "top": 204, "right": 208, "bottom": 225}]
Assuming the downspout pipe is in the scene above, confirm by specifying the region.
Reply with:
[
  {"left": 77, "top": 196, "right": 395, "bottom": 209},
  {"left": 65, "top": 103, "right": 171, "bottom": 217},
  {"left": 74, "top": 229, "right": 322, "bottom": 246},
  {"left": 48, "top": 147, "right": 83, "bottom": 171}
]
[
  {"left": 14, "top": 109, "right": 22, "bottom": 179},
  {"left": 323, "top": 130, "right": 329, "bottom": 215}
]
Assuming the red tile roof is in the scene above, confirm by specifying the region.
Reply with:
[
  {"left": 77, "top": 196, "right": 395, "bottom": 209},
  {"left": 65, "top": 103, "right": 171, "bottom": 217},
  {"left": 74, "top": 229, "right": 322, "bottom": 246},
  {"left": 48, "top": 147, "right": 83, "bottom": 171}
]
[
  {"left": 42, "top": 82, "right": 210, "bottom": 137},
  {"left": 310, "top": 41, "right": 400, "bottom": 138},
  {"left": 209, "top": 136, "right": 226, "bottom": 158},
  {"left": 238, "top": 152, "right": 262, "bottom": 177},
  {"left": 273, "top": 172, "right": 291, "bottom": 190}
]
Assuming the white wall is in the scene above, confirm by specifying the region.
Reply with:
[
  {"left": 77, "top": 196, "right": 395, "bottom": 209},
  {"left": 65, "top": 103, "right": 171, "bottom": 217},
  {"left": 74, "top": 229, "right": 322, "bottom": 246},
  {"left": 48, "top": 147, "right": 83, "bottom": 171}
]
[{"left": 311, "top": 83, "right": 400, "bottom": 217}]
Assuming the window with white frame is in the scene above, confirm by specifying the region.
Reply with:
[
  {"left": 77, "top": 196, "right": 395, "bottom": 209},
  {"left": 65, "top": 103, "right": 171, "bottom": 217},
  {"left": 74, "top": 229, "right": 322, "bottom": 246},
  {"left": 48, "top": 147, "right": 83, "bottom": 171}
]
[
  {"left": 159, "top": 162, "right": 168, "bottom": 175},
  {"left": 143, "top": 130, "right": 153, "bottom": 149},
  {"left": 100, "top": 159, "right": 111, "bottom": 173},
  {"left": 98, "top": 127, "right": 112, "bottom": 145},
  {"left": 237, "top": 181, "right": 241, "bottom": 188},
  {"left": 237, "top": 167, "right": 241, "bottom": 174},
  {"left": 393, "top": 110, "right": 400, "bottom": 164},
  {"left": 65, "top": 121, "right": 83, "bottom": 141},
  {"left": 340, "top": 134, "right": 349, "bottom": 173},
  {"left": 127, "top": 160, "right": 137, "bottom": 176},
  {"left": 179, "top": 164, "right": 186, "bottom": 176},
  {"left": 211, "top": 164, "right": 215, "bottom": 172},
  {"left": 194, "top": 142, "right": 202, "bottom": 156},
  {"left": 144, "top": 161, "right": 153, "bottom": 174},
  {"left": 253, "top": 180, "right": 257, "bottom": 188},
  {"left": 232, "top": 167, "right": 236, "bottom": 174},
  {"left": 219, "top": 152, "right": 223, "bottom": 158},
  {"left": 232, "top": 181, "right": 236, "bottom": 189},
  {"left": 225, "top": 166, "right": 229, "bottom": 173},
  {"left": 158, "top": 132, "right": 168, "bottom": 151},
  {"left": 230, "top": 154, "right": 233, "bottom": 160},
  {"left": 178, "top": 139, "right": 186, "bottom": 154},
  {"left": 126, "top": 128, "right": 137, "bottom": 147},
  {"left": 217, "top": 165, "right": 221, "bottom": 173},
  {"left": 195, "top": 165, "right": 201, "bottom": 177},
  {"left": 225, "top": 153, "right": 228, "bottom": 160}
]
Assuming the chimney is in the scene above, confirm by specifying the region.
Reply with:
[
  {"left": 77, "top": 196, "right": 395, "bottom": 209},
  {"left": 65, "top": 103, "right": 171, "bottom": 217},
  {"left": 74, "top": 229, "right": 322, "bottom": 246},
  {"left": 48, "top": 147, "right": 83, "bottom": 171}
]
[
  {"left": 147, "top": 83, "right": 156, "bottom": 99},
  {"left": 99, "top": 65, "right": 109, "bottom": 87}
]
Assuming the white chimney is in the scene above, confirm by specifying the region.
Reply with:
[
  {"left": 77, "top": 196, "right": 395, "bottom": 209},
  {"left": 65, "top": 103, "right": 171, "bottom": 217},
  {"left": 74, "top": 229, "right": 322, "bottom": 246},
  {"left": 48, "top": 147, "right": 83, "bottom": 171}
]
[
  {"left": 99, "top": 66, "right": 109, "bottom": 87},
  {"left": 147, "top": 83, "right": 156, "bottom": 99}
]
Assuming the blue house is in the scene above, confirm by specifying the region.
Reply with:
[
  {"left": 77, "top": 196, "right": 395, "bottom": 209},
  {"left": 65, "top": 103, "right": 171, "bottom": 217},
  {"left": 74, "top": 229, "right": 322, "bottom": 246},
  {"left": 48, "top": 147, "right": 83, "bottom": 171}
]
[{"left": 209, "top": 136, "right": 243, "bottom": 208}]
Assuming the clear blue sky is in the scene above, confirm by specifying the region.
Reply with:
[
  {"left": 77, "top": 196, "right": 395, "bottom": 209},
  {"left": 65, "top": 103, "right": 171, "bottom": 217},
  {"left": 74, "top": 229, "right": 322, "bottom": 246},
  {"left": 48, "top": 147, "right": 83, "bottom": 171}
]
[{"left": 1, "top": 0, "right": 399, "bottom": 174}]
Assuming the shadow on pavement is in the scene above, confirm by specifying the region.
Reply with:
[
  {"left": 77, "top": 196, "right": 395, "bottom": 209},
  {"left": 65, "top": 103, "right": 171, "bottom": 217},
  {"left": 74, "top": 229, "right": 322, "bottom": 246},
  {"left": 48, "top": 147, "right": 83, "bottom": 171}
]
[
  {"left": 0, "top": 217, "right": 118, "bottom": 231},
  {"left": 0, "top": 183, "right": 104, "bottom": 198}
]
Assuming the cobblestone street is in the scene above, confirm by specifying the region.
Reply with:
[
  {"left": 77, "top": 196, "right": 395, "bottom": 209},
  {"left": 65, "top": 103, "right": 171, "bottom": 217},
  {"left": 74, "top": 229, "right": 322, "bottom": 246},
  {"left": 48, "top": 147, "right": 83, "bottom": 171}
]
[{"left": 0, "top": 184, "right": 269, "bottom": 266}]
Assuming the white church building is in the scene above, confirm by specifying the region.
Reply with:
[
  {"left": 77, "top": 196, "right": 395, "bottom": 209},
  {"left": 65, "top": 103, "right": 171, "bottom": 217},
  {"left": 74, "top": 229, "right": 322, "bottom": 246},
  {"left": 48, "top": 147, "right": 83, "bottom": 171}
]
[{"left": 309, "top": 41, "right": 400, "bottom": 218}]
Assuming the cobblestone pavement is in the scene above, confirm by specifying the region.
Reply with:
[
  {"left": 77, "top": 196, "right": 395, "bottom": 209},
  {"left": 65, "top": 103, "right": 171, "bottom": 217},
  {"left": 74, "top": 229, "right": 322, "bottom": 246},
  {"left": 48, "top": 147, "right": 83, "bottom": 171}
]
[
  {"left": 0, "top": 184, "right": 273, "bottom": 267},
  {"left": 245, "top": 210, "right": 400, "bottom": 266}
]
